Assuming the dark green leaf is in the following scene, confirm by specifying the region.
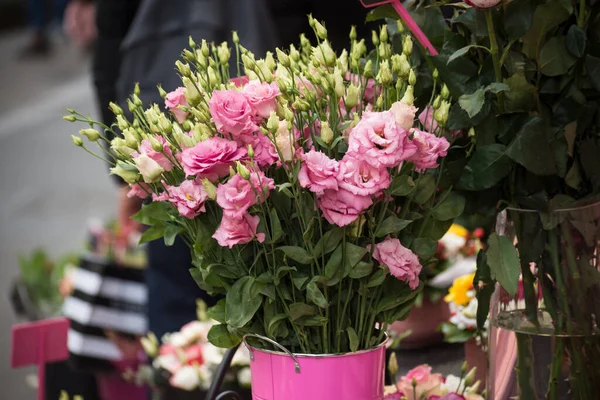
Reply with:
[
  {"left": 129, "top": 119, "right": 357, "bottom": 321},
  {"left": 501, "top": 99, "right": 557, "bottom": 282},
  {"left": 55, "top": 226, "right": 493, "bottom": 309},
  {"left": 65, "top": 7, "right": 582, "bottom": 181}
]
[
  {"left": 164, "top": 225, "right": 184, "bottom": 246},
  {"left": 206, "top": 299, "right": 227, "bottom": 323},
  {"left": 579, "top": 138, "right": 600, "bottom": 191},
  {"left": 487, "top": 233, "right": 520, "bottom": 297},
  {"left": 506, "top": 117, "right": 557, "bottom": 175},
  {"left": 585, "top": 55, "right": 600, "bottom": 92},
  {"left": 139, "top": 224, "right": 165, "bottom": 244},
  {"left": 292, "top": 272, "right": 309, "bottom": 290},
  {"left": 430, "top": 56, "right": 479, "bottom": 99},
  {"left": 375, "top": 216, "right": 412, "bottom": 237},
  {"left": 411, "top": 238, "right": 438, "bottom": 261},
  {"left": 431, "top": 192, "right": 466, "bottom": 221},
  {"left": 486, "top": 82, "right": 510, "bottom": 94},
  {"left": 367, "top": 268, "right": 387, "bottom": 288},
  {"left": 540, "top": 36, "right": 577, "bottom": 76},
  {"left": 259, "top": 284, "right": 276, "bottom": 300},
  {"left": 269, "top": 208, "right": 283, "bottom": 243},
  {"left": 256, "top": 272, "right": 272, "bottom": 284},
  {"left": 277, "top": 246, "right": 313, "bottom": 264},
  {"left": 313, "top": 228, "right": 344, "bottom": 258},
  {"left": 349, "top": 261, "right": 374, "bottom": 279},
  {"left": 132, "top": 202, "right": 173, "bottom": 224},
  {"left": 447, "top": 45, "right": 488, "bottom": 65},
  {"left": 409, "top": 5, "right": 447, "bottom": 48},
  {"left": 207, "top": 324, "right": 241, "bottom": 348},
  {"left": 566, "top": 25, "right": 586, "bottom": 58},
  {"left": 453, "top": 8, "right": 488, "bottom": 37},
  {"left": 522, "top": 2, "right": 570, "bottom": 59},
  {"left": 413, "top": 174, "right": 436, "bottom": 204},
  {"left": 365, "top": 4, "right": 398, "bottom": 22},
  {"left": 389, "top": 175, "right": 416, "bottom": 196},
  {"left": 324, "top": 245, "right": 343, "bottom": 280},
  {"left": 458, "top": 144, "right": 513, "bottom": 191},
  {"left": 458, "top": 87, "right": 486, "bottom": 118},
  {"left": 565, "top": 163, "right": 581, "bottom": 189},
  {"left": 297, "top": 316, "right": 328, "bottom": 327},
  {"left": 345, "top": 243, "right": 368, "bottom": 269},
  {"left": 476, "top": 284, "right": 494, "bottom": 331},
  {"left": 275, "top": 266, "right": 296, "bottom": 285},
  {"left": 267, "top": 314, "right": 289, "bottom": 338},
  {"left": 226, "top": 276, "right": 262, "bottom": 329},
  {"left": 503, "top": 73, "right": 538, "bottom": 113},
  {"left": 303, "top": 218, "right": 315, "bottom": 242},
  {"left": 503, "top": 0, "right": 537, "bottom": 40},
  {"left": 347, "top": 327, "right": 359, "bottom": 352},
  {"left": 306, "top": 282, "right": 328, "bottom": 308},
  {"left": 288, "top": 302, "right": 318, "bottom": 322}
]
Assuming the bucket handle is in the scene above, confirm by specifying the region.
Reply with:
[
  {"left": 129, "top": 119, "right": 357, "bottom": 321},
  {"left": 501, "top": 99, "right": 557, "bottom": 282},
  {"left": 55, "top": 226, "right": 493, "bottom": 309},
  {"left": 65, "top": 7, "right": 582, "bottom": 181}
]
[{"left": 243, "top": 334, "right": 301, "bottom": 373}]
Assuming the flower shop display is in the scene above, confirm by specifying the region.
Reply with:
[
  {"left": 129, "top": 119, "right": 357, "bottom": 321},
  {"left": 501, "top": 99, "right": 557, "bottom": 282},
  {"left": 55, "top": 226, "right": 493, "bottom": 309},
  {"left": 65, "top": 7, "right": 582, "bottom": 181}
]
[
  {"left": 364, "top": 0, "right": 600, "bottom": 397},
  {"left": 390, "top": 225, "right": 483, "bottom": 349},
  {"left": 66, "top": 12, "right": 468, "bottom": 398},
  {"left": 384, "top": 360, "right": 484, "bottom": 400}
]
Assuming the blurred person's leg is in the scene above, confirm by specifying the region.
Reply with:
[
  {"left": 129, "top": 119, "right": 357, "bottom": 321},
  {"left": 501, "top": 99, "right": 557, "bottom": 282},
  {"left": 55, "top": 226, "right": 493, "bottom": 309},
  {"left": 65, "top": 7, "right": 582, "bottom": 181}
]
[{"left": 21, "top": 0, "right": 49, "bottom": 56}]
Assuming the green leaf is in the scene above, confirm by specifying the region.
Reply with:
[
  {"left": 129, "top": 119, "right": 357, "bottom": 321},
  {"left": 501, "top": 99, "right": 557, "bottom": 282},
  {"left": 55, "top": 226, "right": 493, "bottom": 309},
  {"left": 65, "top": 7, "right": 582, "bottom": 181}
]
[
  {"left": 269, "top": 208, "right": 283, "bottom": 243},
  {"left": 409, "top": 5, "right": 447, "bottom": 48},
  {"left": 503, "top": 0, "right": 537, "bottom": 40},
  {"left": 431, "top": 192, "right": 465, "bottom": 221},
  {"left": 487, "top": 233, "right": 520, "bottom": 297},
  {"left": 540, "top": 36, "right": 577, "bottom": 76},
  {"left": 324, "top": 245, "right": 343, "bottom": 280},
  {"left": 453, "top": 8, "right": 488, "bottom": 37},
  {"left": 565, "top": 163, "right": 581, "bottom": 189},
  {"left": 457, "top": 144, "right": 513, "bottom": 191},
  {"left": 259, "top": 284, "right": 276, "bottom": 300},
  {"left": 566, "top": 25, "right": 586, "bottom": 58},
  {"left": 440, "top": 322, "right": 476, "bottom": 343},
  {"left": 274, "top": 266, "right": 296, "bottom": 285},
  {"left": 226, "top": 276, "right": 262, "bottom": 329},
  {"left": 349, "top": 261, "right": 374, "bottom": 279},
  {"left": 447, "top": 45, "right": 489, "bottom": 64},
  {"left": 579, "top": 138, "right": 600, "bottom": 191},
  {"left": 277, "top": 246, "right": 313, "bottom": 264},
  {"left": 139, "top": 224, "right": 165, "bottom": 244},
  {"left": 411, "top": 238, "right": 438, "bottom": 261},
  {"left": 506, "top": 117, "right": 557, "bottom": 175},
  {"left": 486, "top": 82, "right": 510, "bottom": 94},
  {"left": 345, "top": 243, "right": 368, "bottom": 269},
  {"left": 522, "top": 1, "right": 570, "bottom": 60},
  {"left": 458, "top": 87, "right": 486, "bottom": 118},
  {"left": 585, "top": 55, "right": 600, "bottom": 92},
  {"left": 132, "top": 202, "right": 173, "bottom": 224},
  {"left": 292, "top": 273, "right": 309, "bottom": 291},
  {"left": 287, "top": 302, "right": 318, "bottom": 322},
  {"left": 367, "top": 268, "right": 387, "bottom": 288},
  {"left": 375, "top": 216, "right": 412, "bottom": 237},
  {"left": 267, "top": 314, "right": 288, "bottom": 338},
  {"left": 164, "top": 225, "right": 184, "bottom": 246},
  {"left": 365, "top": 4, "right": 398, "bottom": 22},
  {"left": 347, "top": 327, "right": 359, "bottom": 352},
  {"left": 503, "top": 73, "right": 537, "bottom": 113},
  {"left": 206, "top": 299, "right": 227, "bottom": 323},
  {"left": 313, "top": 228, "right": 344, "bottom": 258},
  {"left": 413, "top": 174, "right": 436, "bottom": 204},
  {"left": 306, "top": 282, "right": 328, "bottom": 308},
  {"left": 389, "top": 175, "right": 416, "bottom": 197},
  {"left": 297, "top": 316, "right": 328, "bottom": 327},
  {"left": 207, "top": 324, "right": 241, "bottom": 348}
]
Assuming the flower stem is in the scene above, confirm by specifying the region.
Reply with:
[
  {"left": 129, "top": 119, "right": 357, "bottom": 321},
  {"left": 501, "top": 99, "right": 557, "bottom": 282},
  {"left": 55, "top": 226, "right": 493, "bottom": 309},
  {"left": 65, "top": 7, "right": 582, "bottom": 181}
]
[{"left": 484, "top": 9, "right": 504, "bottom": 111}]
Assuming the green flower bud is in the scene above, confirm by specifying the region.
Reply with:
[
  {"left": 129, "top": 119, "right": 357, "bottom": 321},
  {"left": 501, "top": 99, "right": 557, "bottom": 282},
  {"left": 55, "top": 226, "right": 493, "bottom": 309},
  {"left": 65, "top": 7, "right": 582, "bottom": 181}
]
[
  {"left": 202, "top": 178, "right": 217, "bottom": 200},
  {"left": 334, "top": 70, "right": 345, "bottom": 98},
  {"left": 134, "top": 82, "right": 141, "bottom": 96},
  {"left": 127, "top": 99, "right": 137, "bottom": 113},
  {"left": 401, "top": 85, "right": 414, "bottom": 106},
  {"left": 289, "top": 44, "right": 300, "bottom": 62},
  {"left": 432, "top": 68, "right": 439, "bottom": 81},
  {"left": 468, "top": 127, "right": 476, "bottom": 137},
  {"left": 182, "top": 48, "right": 195, "bottom": 63},
  {"left": 132, "top": 94, "right": 143, "bottom": 107},
  {"left": 376, "top": 94, "right": 384, "bottom": 109},
  {"left": 80, "top": 128, "right": 100, "bottom": 142},
  {"left": 267, "top": 112, "right": 280, "bottom": 134},
  {"left": 408, "top": 69, "right": 417, "bottom": 86},
  {"left": 72, "top": 135, "right": 84, "bottom": 146},
  {"left": 364, "top": 59, "right": 373, "bottom": 78},
  {"left": 247, "top": 144, "right": 255, "bottom": 159},
  {"left": 398, "top": 54, "right": 411, "bottom": 79},
  {"left": 435, "top": 100, "right": 450, "bottom": 127},
  {"left": 380, "top": 25, "right": 389, "bottom": 43},
  {"left": 377, "top": 61, "right": 393, "bottom": 86},
  {"left": 123, "top": 128, "right": 140, "bottom": 148},
  {"left": 345, "top": 84, "right": 360, "bottom": 110},
  {"left": 63, "top": 115, "right": 77, "bottom": 122},
  {"left": 461, "top": 361, "right": 468, "bottom": 375},
  {"left": 182, "top": 120, "right": 193, "bottom": 132},
  {"left": 307, "top": 14, "right": 316, "bottom": 28},
  {"left": 320, "top": 40, "right": 336, "bottom": 67},
  {"left": 441, "top": 84, "right": 450, "bottom": 100},
  {"left": 403, "top": 36, "right": 413, "bottom": 56},
  {"left": 467, "top": 380, "right": 481, "bottom": 394},
  {"left": 265, "top": 51, "right": 276, "bottom": 72},
  {"left": 158, "top": 115, "right": 172, "bottom": 134},
  {"left": 388, "top": 353, "right": 399, "bottom": 378},
  {"left": 337, "top": 49, "right": 349, "bottom": 75},
  {"left": 140, "top": 333, "right": 159, "bottom": 358},
  {"left": 232, "top": 31, "right": 239, "bottom": 44},
  {"left": 314, "top": 20, "right": 328, "bottom": 40},
  {"left": 292, "top": 98, "right": 311, "bottom": 112},
  {"left": 464, "top": 367, "right": 477, "bottom": 387},
  {"left": 276, "top": 48, "right": 290, "bottom": 68},
  {"left": 433, "top": 95, "right": 441, "bottom": 109},
  {"left": 371, "top": 30, "right": 379, "bottom": 46},
  {"left": 300, "top": 33, "right": 310, "bottom": 50},
  {"left": 236, "top": 161, "right": 251, "bottom": 179},
  {"left": 378, "top": 42, "right": 390, "bottom": 59},
  {"left": 242, "top": 54, "right": 256, "bottom": 71},
  {"left": 183, "top": 77, "right": 202, "bottom": 106},
  {"left": 349, "top": 25, "right": 357, "bottom": 41},
  {"left": 188, "top": 36, "right": 196, "bottom": 49},
  {"left": 111, "top": 138, "right": 135, "bottom": 159},
  {"left": 176, "top": 60, "right": 192, "bottom": 77},
  {"left": 109, "top": 102, "right": 124, "bottom": 116},
  {"left": 397, "top": 20, "right": 405, "bottom": 33},
  {"left": 110, "top": 162, "right": 140, "bottom": 184},
  {"left": 320, "top": 121, "right": 334, "bottom": 144},
  {"left": 117, "top": 115, "right": 130, "bottom": 130},
  {"left": 217, "top": 42, "right": 231, "bottom": 65},
  {"left": 200, "top": 39, "right": 209, "bottom": 57}
]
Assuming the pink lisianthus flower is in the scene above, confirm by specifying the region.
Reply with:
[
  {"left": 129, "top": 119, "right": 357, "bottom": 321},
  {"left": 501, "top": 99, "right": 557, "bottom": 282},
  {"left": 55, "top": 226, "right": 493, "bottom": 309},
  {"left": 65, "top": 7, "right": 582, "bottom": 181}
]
[
  {"left": 419, "top": 106, "right": 438, "bottom": 133},
  {"left": 165, "top": 87, "right": 189, "bottom": 123},
  {"left": 216, "top": 170, "right": 275, "bottom": 218},
  {"left": 390, "top": 101, "right": 418, "bottom": 130},
  {"left": 397, "top": 365, "right": 443, "bottom": 400},
  {"left": 212, "top": 213, "right": 265, "bottom": 248},
  {"left": 347, "top": 111, "right": 417, "bottom": 168},
  {"left": 407, "top": 129, "right": 450, "bottom": 171},
  {"left": 209, "top": 89, "right": 258, "bottom": 137},
  {"left": 298, "top": 149, "right": 339, "bottom": 194},
  {"left": 181, "top": 137, "right": 246, "bottom": 181},
  {"left": 373, "top": 238, "right": 422, "bottom": 289},
  {"left": 242, "top": 80, "right": 279, "bottom": 118},
  {"left": 155, "top": 180, "right": 209, "bottom": 219},
  {"left": 134, "top": 136, "right": 174, "bottom": 171},
  {"left": 337, "top": 155, "right": 391, "bottom": 197},
  {"left": 317, "top": 188, "right": 372, "bottom": 227},
  {"left": 127, "top": 183, "right": 150, "bottom": 199},
  {"left": 238, "top": 133, "right": 280, "bottom": 168}
]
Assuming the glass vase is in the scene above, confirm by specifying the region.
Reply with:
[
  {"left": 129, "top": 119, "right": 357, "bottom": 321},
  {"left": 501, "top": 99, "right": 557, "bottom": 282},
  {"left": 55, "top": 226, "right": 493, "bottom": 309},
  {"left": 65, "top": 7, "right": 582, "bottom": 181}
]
[{"left": 488, "top": 202, "right": 600, "bottom": 400}]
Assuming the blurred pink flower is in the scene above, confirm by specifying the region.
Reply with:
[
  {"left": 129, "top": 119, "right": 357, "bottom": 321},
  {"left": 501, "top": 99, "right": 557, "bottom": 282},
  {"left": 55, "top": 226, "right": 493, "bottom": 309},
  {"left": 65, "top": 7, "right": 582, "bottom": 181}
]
[{"left": 398, "top": 365, "right": 443, "bottom": 400}]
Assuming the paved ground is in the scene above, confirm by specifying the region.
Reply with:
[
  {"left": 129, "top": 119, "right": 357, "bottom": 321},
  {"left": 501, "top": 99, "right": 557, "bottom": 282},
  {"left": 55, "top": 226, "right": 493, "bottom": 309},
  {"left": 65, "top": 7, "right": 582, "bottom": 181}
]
[{"left": 0, "top": 30, "right": 115, "bottom": 398}]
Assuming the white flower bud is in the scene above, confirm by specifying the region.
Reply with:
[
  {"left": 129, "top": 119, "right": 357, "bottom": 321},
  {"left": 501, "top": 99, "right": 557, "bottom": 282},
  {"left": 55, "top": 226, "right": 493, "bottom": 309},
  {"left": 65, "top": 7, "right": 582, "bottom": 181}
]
[
  {"left": 320, "top": 121, "right": 334, "bottom": 144},
  {"left": 403, "top": 36, "right": 413, "bottom": 56},
  {"left": 364, "top": 60, "right": 373, "bottom": 78},
  {"left": 376, "top": 94, "right": 384, "bottom": 109},
  {"left": 468, "top": 127, "right": 476, "bottom": 137},
  {"left": 183, "top": 77, "right": 202, "bottom": 105},
  {"left": 71, "top": 135, "right": 84, "bottom": 146},
  {"left": 236, "top": 161, "right": 251, "bottom": 179},
  {"left": 201, "top": 39, "right": 209, "bottom": 57},
  {"left": 134, "top": 82, "right": 141, "bottom": 96},
  {"left": 337, "top": 49, "right": 349, "bottom": 75},
  {"left": 349, "top": 26, "right": 357, "bottom": 41},
  {"left": 63, "top": 115, "right": 76, "bottom": 122},
  {"left": 140, "top": 333, "right": 158, "bottom": 358},
  {"left": 232, "top": 31, "right": 239, "bottom": 44},
  {"left": 380, "top": 25, "right": 389, "bottom": 43},
  {"left": 371, "top": 30, "right": 379, "bottom": 46},
  {"left": 441, "top": 84, "right": 450, "bottom": 100},
  {"left": 135, "top": 154, "right": 164, "bottom": 183},
  {"left": 110, "top": 162, "right": 140, "bottom": 184},
  {"left": 345, "top": 84, "right": 360, "bottom": 110},
  {"left": 334, "top": 69, "right": 345, "bottom": 98},
  {"left": 435, "top": 100, "right": 450, "bottom": 127},
  {"left": 176, "top": 60, "right": 192, "bottom": 77},
  {"left": 433, "top": 68, "right": 439, "bottom": 81},
  {"left": 202, "top": 178, "right": 217, "bottom": 200},
  {"left": 276, "top": 48, "right": 290, "bottom": 68},
  {"left": 314, "top": 20, "right": 328, "bottom": 40},
  {"left": 117, "top": 115, "right": 130, "bottom": 130},
  {"left": 109, "top": 102, "right": 124, "bottom": 115},
  {"left": 433, "top": 95, "right": 442, "bottom": 109},
  {"left": 217, "top": 42, "right": 231, "bottom": 65},
  {"left": 401, "top": 85, "right": 414, "bottom": 106},
  {"left": 289, "top": 44, "right": 300, "bottom": 62},
  {"left": 408, "top": 69, "right": 417, "bottom": 86},
  {"left": 267, "top": 112, "right": 280, "bottom": 134},
  {"left": 265, "top": 51, "right": 276, "bottom": 72},
  {"left": 377, "top": 60, "right": 393, "bottom": 86},
  {"left": 80, "top": 128, "right": 100, "bottom": 142}
]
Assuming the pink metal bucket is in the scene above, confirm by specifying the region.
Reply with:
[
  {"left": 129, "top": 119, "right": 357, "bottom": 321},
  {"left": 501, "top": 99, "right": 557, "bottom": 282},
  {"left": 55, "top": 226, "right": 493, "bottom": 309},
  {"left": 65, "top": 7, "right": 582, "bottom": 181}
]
[{"left": 244, "top": 334, "right": 386, "bottom": 400}]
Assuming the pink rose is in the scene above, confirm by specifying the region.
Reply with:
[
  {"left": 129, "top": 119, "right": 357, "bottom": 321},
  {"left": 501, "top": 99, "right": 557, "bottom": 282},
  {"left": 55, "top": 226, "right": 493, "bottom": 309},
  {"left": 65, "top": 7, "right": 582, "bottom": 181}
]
[
  {"left": 373, "top": 238, "right": 422, "bottom": 289},
  {"left": 390, "top": 101, "right": 417, "bottom": 130},
  {"left": 465, "top": 0, "right": 501, "bottom": 7},
  {"left": 242, "top": 80, "right": 279, "bottom": 118},
  {"left": 398, "top": 365, "right": 443, "bottom": 400},
  {"left": 184, "top": 344, "right": 204, "bottom": 366},
  {"left": 165, "top": 87, "right": 189, "bottom": 123},
  {"left": 418, "top": 106, "right": 438, "bottom": 133},
  {"left": 209, "top": 89, "right": 257, "bottom": 137},
  {"left": 317, "top": 188, "right": 372, "bottom": 227},
  {"left": 181, "top": 137, "right": 246, "bottom": 181},
  {"left": 347, "top": 111, "right": 417, "bottom": 168},
  {"left": 407, "top": 129, "right": 450, "bottom": 171},
  {"left": 298, "top": 149, "right": 339, "bottom": 194},
  {"left": 212, "top": 213, "right": 265, "bottom": 248},
  {"left": 156, "top": 180, "right": 209, "bottom": 219},
  {"left": 127, "top": 183, "right": 150, "bottom": 199},
  {"left": 216, "top": 170, "right": 275, "bottom": 218},
  {"left": 338, "top": 155, "right": 391, "bottom": 197},
  {"left": 134, "top": 136, "right": 174, "bottom": 171}
]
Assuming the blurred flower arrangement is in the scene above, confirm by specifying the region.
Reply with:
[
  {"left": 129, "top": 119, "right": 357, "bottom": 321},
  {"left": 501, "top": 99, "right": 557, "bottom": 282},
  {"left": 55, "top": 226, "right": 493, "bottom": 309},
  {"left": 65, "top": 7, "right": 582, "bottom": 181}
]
[
  {"left": 136, "top": 302, "right": 251, "bottom": 393},
  {"left": 66, "top": 15, "right": 468, "bottom": 355},
  {"left": 85, "top": 217, "right": 147, "bottom": 268},
  {"left": 384, "top": 357, "right": 484, "bottom": 400}
]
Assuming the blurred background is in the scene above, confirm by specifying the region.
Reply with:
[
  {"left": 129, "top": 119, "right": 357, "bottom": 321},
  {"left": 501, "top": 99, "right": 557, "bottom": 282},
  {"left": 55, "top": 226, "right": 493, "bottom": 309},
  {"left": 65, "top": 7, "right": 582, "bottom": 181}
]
[{"left": 0, "top": 0, "right": 114, "bottom": 397}]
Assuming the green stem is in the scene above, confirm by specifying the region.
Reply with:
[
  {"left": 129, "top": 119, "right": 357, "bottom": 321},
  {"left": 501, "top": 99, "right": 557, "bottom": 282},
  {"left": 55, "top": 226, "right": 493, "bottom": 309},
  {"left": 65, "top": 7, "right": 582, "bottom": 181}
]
[
  {"left": 578, "top": 0, "right": 586, "bottom": 28},
  {"left": 485, "top": 9, "right": 504, "bottom": 111},
  {"left": 515, "top": 333, "right": 538, "bottom": 400},
  {"left": 546, "top": 337, "right": 565, "bottom": 400}
]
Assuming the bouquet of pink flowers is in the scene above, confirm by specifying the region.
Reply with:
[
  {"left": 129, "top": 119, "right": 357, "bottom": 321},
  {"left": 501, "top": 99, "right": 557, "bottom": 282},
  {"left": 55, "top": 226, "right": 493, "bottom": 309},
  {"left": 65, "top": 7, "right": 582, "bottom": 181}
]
[{"left": 67, "top": 17, "right": 464, "bottom": 354}]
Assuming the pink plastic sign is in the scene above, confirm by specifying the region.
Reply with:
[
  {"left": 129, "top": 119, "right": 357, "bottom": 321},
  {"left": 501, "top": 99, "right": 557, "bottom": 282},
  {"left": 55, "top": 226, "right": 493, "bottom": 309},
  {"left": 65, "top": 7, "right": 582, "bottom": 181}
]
[
  {"left": 360, "top": 0, "right": 438, "bottom": 56},
  {"left": 11, "top": 317, "right": 70, "bottom": 400}
]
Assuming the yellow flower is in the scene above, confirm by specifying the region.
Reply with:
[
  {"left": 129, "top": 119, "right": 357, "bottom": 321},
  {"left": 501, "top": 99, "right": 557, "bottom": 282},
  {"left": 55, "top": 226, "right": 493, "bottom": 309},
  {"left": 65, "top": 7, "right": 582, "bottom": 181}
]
[
  {"left": 445, "top": 273, "right": 476, "bottom": 306},
  {"left": 448, "top": 224, "right": 468, "bottom": 238}
]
